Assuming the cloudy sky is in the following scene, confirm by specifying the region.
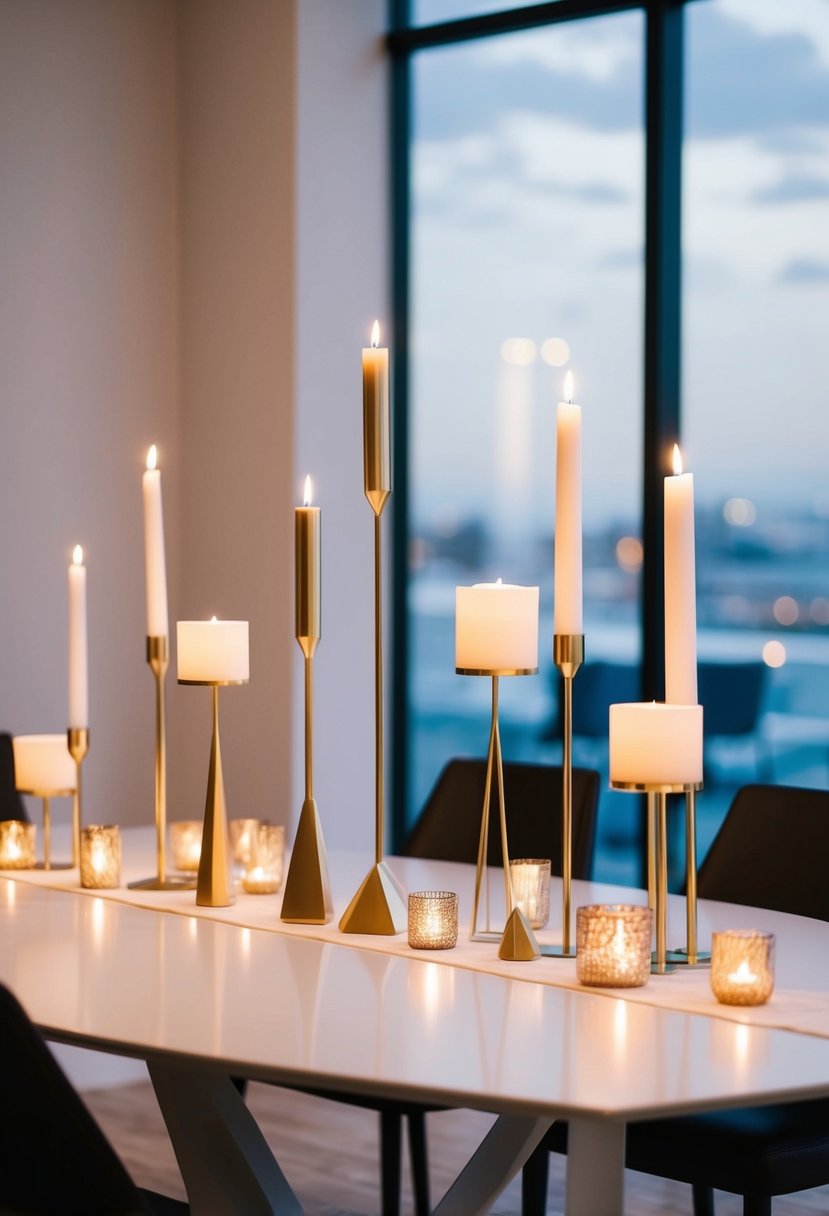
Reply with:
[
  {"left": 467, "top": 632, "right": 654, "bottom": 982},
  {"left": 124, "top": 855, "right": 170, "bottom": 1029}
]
[{"left": 409, "top": 0, "right": 829, "bottom": 539}]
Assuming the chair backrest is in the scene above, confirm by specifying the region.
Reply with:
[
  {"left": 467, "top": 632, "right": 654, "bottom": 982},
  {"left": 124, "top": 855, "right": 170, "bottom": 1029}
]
[
  {"left": 698, "top": 784, "right": 829, "bottom": 922},
  {"left": 0, "top": 732, "right": 28, "bottom": 821},
  {"left": 404, "top": 758, "right": 599, "bottom": 879},
  {"left": 698, "top": 661, "right": 766, "bottom": 737},
  {"left": 0, "top": 983, "right": 151, "bottom": 1215}
]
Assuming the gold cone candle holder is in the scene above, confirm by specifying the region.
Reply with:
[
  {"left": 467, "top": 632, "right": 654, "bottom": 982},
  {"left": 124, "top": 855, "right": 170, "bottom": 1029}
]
[
  {"left": 283, "top": 482, "right": 333, "bottom": 924},
  {"left": 542, "top": 633, "right": 584, "bottom": 960},
  {"left": 130, "top": 637, "right": 196, "bottom": 892},
  {"left": 340, "top": 324, "right": 407, "bottom": 935},
  {"left": 67, "top": 727, "right": 89, "bottom": 869}
]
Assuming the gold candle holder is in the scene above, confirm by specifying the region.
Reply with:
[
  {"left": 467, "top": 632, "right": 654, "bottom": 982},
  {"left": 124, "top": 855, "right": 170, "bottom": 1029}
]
[
  {"left": 80, "top": 824, "right": 121, "bottom": 889},
  {"left": 131, "top": 637, "right": 196, "bottom": 892},
  {"left": 340, "top": 328, "right": 407, "bottom": 935},
  {"left": 283, "top": 489, "right": 334, "bottom": 923},
  {"left": 170, "top": 820, "right": 203, "bottom": 872},
  {"left": 509, "top": 859, "right": 551, "bottom": 930},
  {"left": 178, "top": 679, "right": 247, "bottom": 908},
  {"left": 576, "top": 904, "right": 653, "bottom": 988},
  {"left": 0, "top": 820, "right": 37, "bottom": 869},
  {"left": 67, "top": 727, "right": 89, "bottom": 869},
  {"left": 13, "top": 735, "right": 76, "bottom": 870},
  {"left": 543, "top": 633, "right": 584, "bottom": 959},
  {"left": 711, "top": 930, "right": 775, "bottom": 1006},
  {"left": 242, "top": 823, "right": 285, "bottom": 894},
  {"left": 408, "top": 891, "right": 458, "bottom": 950}
]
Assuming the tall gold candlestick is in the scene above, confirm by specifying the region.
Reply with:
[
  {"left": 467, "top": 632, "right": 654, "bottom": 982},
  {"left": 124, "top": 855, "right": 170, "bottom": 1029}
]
[
  {"left": 542, "top": 633, "right": 584, "bottom": 960},
  {"left": 282, "top": 480, "right": 333, "bottom": 924},
  {"left": 340, "top": 323, "right": 406, "bottom": 935},
  {"left": 67, "top": 727, "right": 89, "bottom": 869}
]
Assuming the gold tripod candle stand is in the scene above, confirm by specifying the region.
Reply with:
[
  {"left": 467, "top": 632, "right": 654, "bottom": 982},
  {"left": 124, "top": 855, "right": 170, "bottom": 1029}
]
[
  {"left": 67, "top": 728, "right": 89, "bottom": 869},
  {"left": 459, "top": 669, "right": 540, "bottom": 962},
  {"left": 282, "top": 486, "right": 333, "bottom": 923},
  {"left": 667, "top": 783, "right": 710, "bottom": 967},
  {"left": 542, "top": 633, "right": 584, "bottom": 959},
  {"left": 130, "top": 637, "right": 195, "bottom": 891},
  {"left": 340, "top": 324, "right": 406, "bottom": 934},
  {"left": 19, "top": 790, "right": 74, "bottom": 871}
]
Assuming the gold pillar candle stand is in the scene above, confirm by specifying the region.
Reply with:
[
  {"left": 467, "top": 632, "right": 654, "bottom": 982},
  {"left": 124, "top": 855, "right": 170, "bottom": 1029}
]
[
  {"left": 170, "top": 820, "right": 203, "bottom": 872},
  {"left": 13, "top": 735, "right": 76, "bottom": 870},
  {"left": 18, "top": 792, "right": 75, "bottom": 871},
  {"left": 0, "top": 820, "right": 37, "bottom": 869},
  {"left": 455, "top": 669, "right": 540, "bottom": 962},
  {"left": 283, "top": 491, "right": 333, "bottom": 923},
  {"left": 509, "top": 859, "right": 551, "bottom": 930},
  {"left": 710, "top": 930, "right": 775, "bottom": 1006},
  {"left": 543, "top": 633, "right": 584, "bottom": 959},
  {"left": 408, "top": 891, "right": 459, "bottom": 950},
  {"left": 576, "top": 904, "right": 653, "bottom": 988},
  {"left": 67, "top": 727, "right": 89, "bottom": 869},
  {"left": 131, "top": 637, "right": 196, "bottom": 892},
  {"left": 340, "top": 330, "right": 407, "bottom": 935},
  {"left": 80, "top": 824, "right": 121, "bottom": 889},
  {"left": 666, "top": 783, "right": 711, "bottom": 967},
  {"left": 178, "top": 679, "right": 248, "bottom": 909},
  {"left": 242, "top": 823, "right": 285, "bottom": 894}
]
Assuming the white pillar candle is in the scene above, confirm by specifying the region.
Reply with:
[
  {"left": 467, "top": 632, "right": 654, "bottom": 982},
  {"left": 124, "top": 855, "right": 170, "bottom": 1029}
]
[
  {"left": 143, "top": 445, "right": 169, "bottom": 638},
  {"left": 13, "top": 735, "right": 76, "bottom": 793},
  {"left": 664, "top": 444, "right": 697, "bottom": 704},
  {"left": 553, "top": 370, "right": 583, "bottom": 635},
  {"left": 609, "top": 702, "right": 703, "bottom": 786},
  {"left": 455, "top": 581, "right": 539, "bottom": 673},
  {"left": 176, "top": 619, "right": 249, "bottom": 683},
  {"left": 68, "top": 545, "right": 88, "bottom": 729}
]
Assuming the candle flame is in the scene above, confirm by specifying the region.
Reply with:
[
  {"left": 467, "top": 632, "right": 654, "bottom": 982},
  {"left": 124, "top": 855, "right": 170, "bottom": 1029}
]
[
  {"left": 146, "top": 444, "right": 158, "bottom": 471},
  {"left": 72, "top": 544, "right": 83, "bottom": 566},
  {"left": 371, "top": 320, "right": 380, "bottom": 349},
  {"left": 496, "top": 577, "right": 503, "bottom": 586},
  {"left": 210, "top": 615, "right": 218, "bottom": 623},
  {"left": 672, "top": 443, "right": 683, "bottom": 475},
  {"left": 563, "top": 370, "right": 574, "bottom": 403},
  {"left": 303, "top": 475, "right": 313, "bottom": 507},
  {"left": 732, "top": 959, "right": 756, "bottom": 983}
]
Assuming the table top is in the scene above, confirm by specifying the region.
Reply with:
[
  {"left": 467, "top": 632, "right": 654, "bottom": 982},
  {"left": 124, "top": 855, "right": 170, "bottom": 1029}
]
[{"left": 4, "top": 845, "right": 829, "bottom": 1125}]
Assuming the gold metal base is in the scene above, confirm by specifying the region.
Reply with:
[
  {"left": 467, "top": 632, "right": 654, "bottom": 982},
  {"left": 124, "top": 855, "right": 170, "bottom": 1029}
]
[
  {"left": 129, "top": 875, "right": 197, "bottom": 892},
  {"left": 67, "top": 727, "right": 89, "bottom": 869},
  {"left": 281, "top": 798, "right": 333, "bottom": 924},
  {"left": 196, "top": 686, "right": 234, "bottom": 908},
  {"left": 498, "top": 906, "right": 540, "bottom": 962},
  {"left": 667, "top": 949, "right": 711, "bottom": 968},
  {"left": 338, "top": 861, "right": 407, "bottom": 935},
  {"left": 541, "top": 944, "right": 577, "bottom": 959},
  {"left": 455, "top": 666, "right": 538, "bottom": 677},
  {"left": 35, "top": 862, "right": 73, "bottom": 871}
]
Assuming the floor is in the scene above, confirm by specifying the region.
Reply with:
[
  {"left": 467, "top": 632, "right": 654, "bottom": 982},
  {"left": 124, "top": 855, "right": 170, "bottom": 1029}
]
[{"left": 86, "top": 1079, "right": 829, "bottom": 1215}]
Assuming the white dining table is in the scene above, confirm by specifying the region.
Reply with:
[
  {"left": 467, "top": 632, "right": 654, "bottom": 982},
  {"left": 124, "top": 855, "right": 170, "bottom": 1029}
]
[{"left": 3, "top": 833, "right": 829, "bottom": 1216}]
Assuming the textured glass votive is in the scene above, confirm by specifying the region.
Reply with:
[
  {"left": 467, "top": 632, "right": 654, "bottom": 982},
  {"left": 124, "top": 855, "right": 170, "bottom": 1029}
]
[
  {"left": 241, "top": 823, "right": 285, "bottom": 894},
  {"left": 576, "top": 904, "right": 653, "bottom": 988},
  {"left": 0, "top": 820, "right": 37, "bottom": 869},
  {"left": 711, "top": 930, "right": 775, "bottom": 1006},
  {"left": 80, "top": 825, "right": 121, "bottom": 889},
  {"left": 229, "top": 818, "right": 260, "bottom": 867},
  {"left": 170, "top": 820, "right": 203, "bottom": 872},
  {"left": 509, "top": 858, "right": 551, "bottom": 929},
  {"left": 408, "top": 891, "right": 458, "bottom": 950}
]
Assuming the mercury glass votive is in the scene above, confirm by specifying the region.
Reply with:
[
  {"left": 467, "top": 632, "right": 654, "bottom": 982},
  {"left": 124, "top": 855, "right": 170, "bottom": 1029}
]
[
  {"left": 229, "top": 818, "right": 260, "bottom": 869},
  {"left": 170, "top": 820, "right": 203, "bottom": 872},
  {"left": 711, "top": 930, "right": 775, "bottom": 1007},
  {"left": 509, "top": 858, "right": 551, "bottom": 929},
  {"left": 241, "top": 823, "right": 285, "bottom": 894},
  {"left": 576, "top": 904, "right": 653, "bottom": 988},
  {"left": 408, "top": 891, "right": 458, "bottom": 950},
  {"left": 0, "top": 820, "right": 37, "bottom": 870},
  {"left": 80, "top": 825, "right": 121, "bottom": 890}
]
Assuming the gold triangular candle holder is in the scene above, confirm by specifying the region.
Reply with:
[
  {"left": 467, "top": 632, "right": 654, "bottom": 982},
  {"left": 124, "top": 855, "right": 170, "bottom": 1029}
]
[
  {"left": 339, "top": 860, "right": 407, "bottom": 935},
  {"left": 499, "top": 906, "right": 540, "bottom": 962},
  {"left": 281, "top": 797, "right": 333, "bottom": 924}
]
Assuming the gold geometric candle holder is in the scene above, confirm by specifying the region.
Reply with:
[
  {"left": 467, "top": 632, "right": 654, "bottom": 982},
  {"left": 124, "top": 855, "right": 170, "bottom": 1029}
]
[
  {"left": 67, "top": 727, "right": 89, "bottom": 869},
  {"left": 543, "top": 632, "right": 584, "bottom": 959},
  {"left": 80, "top": 824, "right": 121, "bottom": 889},
  {"left": 0, "top": 820, "right": 37, "bottom": 870}
]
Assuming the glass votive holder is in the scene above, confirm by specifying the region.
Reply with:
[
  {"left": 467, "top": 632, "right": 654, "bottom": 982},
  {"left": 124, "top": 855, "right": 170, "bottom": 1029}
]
[
  {"left": 0, "top": 820, "right": 37, "bottom": 869},
  {"left": 170, "top": 820, "right": 203, "bottom": 872},
  {"left": 711, "top": 930, "right": 775, "bottom": 1007},
  {"left": 80, "top": 825, "right": 121, "bottom": 890},
  {"left": 509, "top": 858, "right": 551, "bottom": 929},
  {"left": 576, "top": 904, "right": 653, "bottom": 988},
  {"left": 408, "top": 891, "right": 458, "bottom": 950},
  {"left": 241, "top": 823, "right": 285, "bottom": 894},
  {"left": 229, "top": 818, "right": 260, "bottom": 869}
]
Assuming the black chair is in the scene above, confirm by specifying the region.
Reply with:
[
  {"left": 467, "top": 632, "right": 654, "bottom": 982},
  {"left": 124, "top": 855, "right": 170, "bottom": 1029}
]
[
  {"left": 523, "top": 783, "right": 829, "bottom": 1216},
  {"left": 0, "top": 982, "right": 187, "bottom": 1215},
  {"left": 0, "top": 732, "right": 28, "bottom": 821}
]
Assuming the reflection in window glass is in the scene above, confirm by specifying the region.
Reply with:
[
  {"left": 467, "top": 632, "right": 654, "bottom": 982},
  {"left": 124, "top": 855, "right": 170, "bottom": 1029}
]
[
  {"left": 684, "top": 0, "right": 829, "bottom": 853},
  {"left": 408, "top": 14, "right": 644, "bottom": 881}
]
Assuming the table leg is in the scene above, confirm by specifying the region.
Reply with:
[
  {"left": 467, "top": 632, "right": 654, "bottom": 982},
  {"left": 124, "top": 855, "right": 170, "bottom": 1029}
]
[
  {"left": 431, "top": 1114, "right": 552, "bottom": 1216},
  {"left": 566, "top": 1117, "right": 626, "bottom": 1215},
  {"left": 148, "top": 1061, "right": 302, "bottom": 1216}
]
